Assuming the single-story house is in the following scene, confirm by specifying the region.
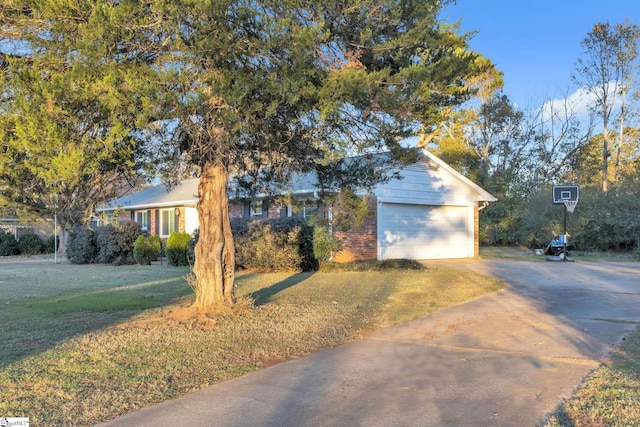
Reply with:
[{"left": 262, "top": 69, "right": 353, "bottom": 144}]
[{"left": 97, "top": 149, "right": 496, "bottom": 260}]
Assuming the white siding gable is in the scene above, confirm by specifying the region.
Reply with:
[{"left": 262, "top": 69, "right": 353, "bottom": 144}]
[
  {"left": 372, "top": 150, "right": 495, "bottom": 260},
  {"left": 374, "top": 162, "right": 480, "bottom": 207}
]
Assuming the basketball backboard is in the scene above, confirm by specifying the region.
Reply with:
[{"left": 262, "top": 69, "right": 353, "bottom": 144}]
[{"left": 552, "top": 185, "right": 579, "bottom": 204}]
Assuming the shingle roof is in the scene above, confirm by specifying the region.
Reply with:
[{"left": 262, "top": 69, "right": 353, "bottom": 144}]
[
  {"left": 97, "top": 171, "right": 320, "bottom": 212},
  {"left": 98, "top": 149, "right": 496, "bottom": 212},
  {"left": 97, "top": 178, "right": 200, "bottom": 211}
]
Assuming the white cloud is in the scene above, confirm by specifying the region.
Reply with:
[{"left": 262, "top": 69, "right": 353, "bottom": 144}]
[{"left": 541, "top": 83, "right": 621, "bottom": 123}]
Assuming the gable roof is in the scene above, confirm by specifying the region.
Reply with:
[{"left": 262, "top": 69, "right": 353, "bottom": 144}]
[
  {"left": 98, "top": 149, "right": 496, "bottom": 212},
  {"left": 419, "top": 149, "right": 497, "bottom": 202},
  {"left": 97, "top": 178, "right": 200, "bottom": 212}
]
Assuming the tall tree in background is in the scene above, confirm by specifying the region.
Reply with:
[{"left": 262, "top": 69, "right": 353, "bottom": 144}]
[
  {"left": 528, "top": 89, "right": 595, "bottom": 187},
  {"left": 573, "top": 21, "right": 640, "bottom": 192},
  {"left": 431, "top": 93, "right": 526, "bottom": 191},
  {"left": 0, "top": 0, "right": 494, "bottom": 311},
  {"left": 0, "top": 2, "right": 147, "bottom": 239}
]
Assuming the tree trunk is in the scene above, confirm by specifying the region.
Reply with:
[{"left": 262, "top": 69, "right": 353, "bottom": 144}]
[
  {"left": 615, "top": 89, "right": 626, "bottom": 184},
  {"left": 602, "top": 126, "right": 609, "bottom": 193},
  {"left": 192, "top": 160, "right": 235, "bottom": 310}
]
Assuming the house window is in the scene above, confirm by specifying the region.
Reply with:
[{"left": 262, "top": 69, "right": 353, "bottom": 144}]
[
  {"left": 250, "top": 200, "right": 263, "bottom": 218},
  {"left": 96, "top": 212, "right": 114, "bottom": 227},
  {"left": 160, "top": 209, "right": 176, "bottom": 237},
  {"left": 290, "top": 201, "right": 318, "bottom": 220},
  {"left": 135, "top": 211, "right": 150, "bottom": 231}
]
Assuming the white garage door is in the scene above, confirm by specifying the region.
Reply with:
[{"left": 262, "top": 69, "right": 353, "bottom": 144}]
[{"left": 378, "top": 203, "right": 472, "bottom": 260}]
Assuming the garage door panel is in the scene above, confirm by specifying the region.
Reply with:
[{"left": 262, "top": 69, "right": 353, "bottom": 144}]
[{"left": 379, "top": 203, "right": 470, "bottom": 260}]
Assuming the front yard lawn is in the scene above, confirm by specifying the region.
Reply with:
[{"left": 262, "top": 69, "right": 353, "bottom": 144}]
[{"left": 0, "top": 258, "right": 503, "bottom": 426}]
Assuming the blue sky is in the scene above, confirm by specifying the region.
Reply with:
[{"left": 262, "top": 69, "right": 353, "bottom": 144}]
[{"left": 442, "top": 0, "right": 640, "bottom": 109}]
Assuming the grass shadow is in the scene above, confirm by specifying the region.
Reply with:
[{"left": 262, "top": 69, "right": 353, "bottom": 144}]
[
  {"left": 0, "top": 261, "right": 192, "bottom": 369},
  {"left": 248, "top": 272, "right": 314, "bottom": 305}
]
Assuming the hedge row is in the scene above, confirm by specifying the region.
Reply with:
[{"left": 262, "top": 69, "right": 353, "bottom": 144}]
[
  {"left": 232, "top": 217, "right": 317, "bottom": 272},
  {"left": 66, "top": 217, "right": 339, "bottom": 271},
  {"left": 196, "top": 217, "right": 339, "bottom": 272},
  {"left": 67, "top": 222, "right": 142, "bottom": 265},
  {"left": 0, "top": 231, "right": 58, "bottom": 256}
]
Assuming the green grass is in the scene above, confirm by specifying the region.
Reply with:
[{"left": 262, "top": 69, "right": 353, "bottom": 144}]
[
  {"left": 0, "top": 258, "right": 503, "bottom": 426},
  {"left": 480, "top": 246, "right": 638, "bottom": 262},
  {"left": 546, "top": 327, "right": 640, "bottom": 427},
  {"left": 480, "top": 245, "right": 543, "bottom": 260},
  {"left": 569, "top": 250, "right": 639, "bottom": 262},
  {"left": 0, "top": 260, "right": 191, "bottom": 366}
]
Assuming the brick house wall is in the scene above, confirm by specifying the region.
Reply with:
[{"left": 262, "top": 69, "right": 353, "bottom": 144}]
[
  {"left": 150, "top": 209, "right": 158, "bottom": 235},
  {"left": 228, "top": 202, "right": 245, "bottom": 219},
  {"left": 332, "top": 196, "right": 378, "bottom": 262},
  {"left": 265, "top": 201, "right": 287, "bottom": 219}
]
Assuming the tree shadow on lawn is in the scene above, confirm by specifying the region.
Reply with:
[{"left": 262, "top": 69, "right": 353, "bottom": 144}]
[
  {"left": 0, "top": 272, "right": 192, "bottom": 369},
  {"left": 248, "top": 272, "right": 315, "bottom": 305}
]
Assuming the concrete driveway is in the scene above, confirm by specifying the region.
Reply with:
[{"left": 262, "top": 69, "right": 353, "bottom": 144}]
[{"left": 97, "top": 260, "right": 640, "bottom": 427}]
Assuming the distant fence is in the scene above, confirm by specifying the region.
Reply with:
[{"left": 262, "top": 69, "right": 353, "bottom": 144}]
[{"left": 0, "top": 225, "right": 35, "bottom": 240}]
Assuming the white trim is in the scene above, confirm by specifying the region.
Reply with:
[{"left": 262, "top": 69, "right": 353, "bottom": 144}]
[
  {"left": 159, "top": 208, "right": 177, "bottom": 238},
  {"left": 134, "top": 210, "right": 150, "bottom": 231},
  {"left": 375, "top": 196, "right": 473, "bottom": 207},
  {"left": 420, "top": 149, "right": 497, "bottom": 202},
  {"left": 96, "top": 200, "right": 197, "bottom": 212}
]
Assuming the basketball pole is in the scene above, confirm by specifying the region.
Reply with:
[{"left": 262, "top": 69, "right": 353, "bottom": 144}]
[{"left": 563, "top": 203, "right": 567, "bottom": 260}]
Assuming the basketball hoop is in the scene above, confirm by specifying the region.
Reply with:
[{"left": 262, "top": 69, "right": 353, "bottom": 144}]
[{"left": 563, "top": 199, "right": 578, "bottom": 213}]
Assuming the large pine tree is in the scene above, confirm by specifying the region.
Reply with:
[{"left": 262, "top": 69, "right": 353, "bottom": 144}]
[{"left": 1, "top": 0, "right": 495, "bottom": 310}]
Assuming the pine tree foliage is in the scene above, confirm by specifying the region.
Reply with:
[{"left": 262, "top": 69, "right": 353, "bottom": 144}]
[
  {"left": 0, "top": 0, "right": 495, "bottom": 309},
  {"left": 0, "top": 0, "right": 147, "bottom": 228}
]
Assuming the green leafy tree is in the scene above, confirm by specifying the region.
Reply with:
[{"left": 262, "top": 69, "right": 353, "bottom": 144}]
[
  {"left": 571, "top": 134, "right": 605, "bottom": 187},
  {"left": 432, "top": 94, "right": 531, "bottom": 239},
  {"left": 0, "top": 1, "right": 146, "bottom": 246},
  {"left": 573, "top": 21, "right": 640, "bottom": 193},
  {"left": 0, "top": 0, "right": 495, "bottom": 310}
]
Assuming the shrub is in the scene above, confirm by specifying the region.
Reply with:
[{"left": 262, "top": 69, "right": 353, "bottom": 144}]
[
  {"left": 66, "top": 227, "right": 98, "bottom": 264},
  {"left": 379, "top": 259, "right": 424, "bottom": 270},
  {"left": 18, "top": 233, "right": 43, "bottom": 255},
  {"left": 166, "top": 232, "right": 191, "bottom": 266},
  {"left": 233, "top": 217, "right": 314, "bottom": 272},
  {"left": 95, "top": 225, "right": 118, "bottom": 264},
  {"left": 95, "top": 221, "right": 141, "bottom": 265},
  {"left": 312, "top": 224, "right": 341, "bottom": 268},
  {"left": 133, "top": 235, "right": 161, "bottom": 265},
  {"left": 43, "top": 235, "right": 59, "bottom": 254},
  {"left": 0, "top": 230, "right": 19, "bottom": 256}
]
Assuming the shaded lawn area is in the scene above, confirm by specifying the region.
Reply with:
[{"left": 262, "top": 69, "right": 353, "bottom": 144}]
[
  {"left": 0, "top": 258, "right": 504, "bottom": 426},
  {"left": 0, "top": 259, "right": 192, "bottom": 367},
  {"left": 545, "top": 326, "right": 640, "bottom": 427}
]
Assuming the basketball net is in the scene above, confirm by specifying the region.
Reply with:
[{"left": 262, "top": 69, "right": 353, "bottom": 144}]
[{"left": 563, "top": 199, "right": 578, "bottom": 213}]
